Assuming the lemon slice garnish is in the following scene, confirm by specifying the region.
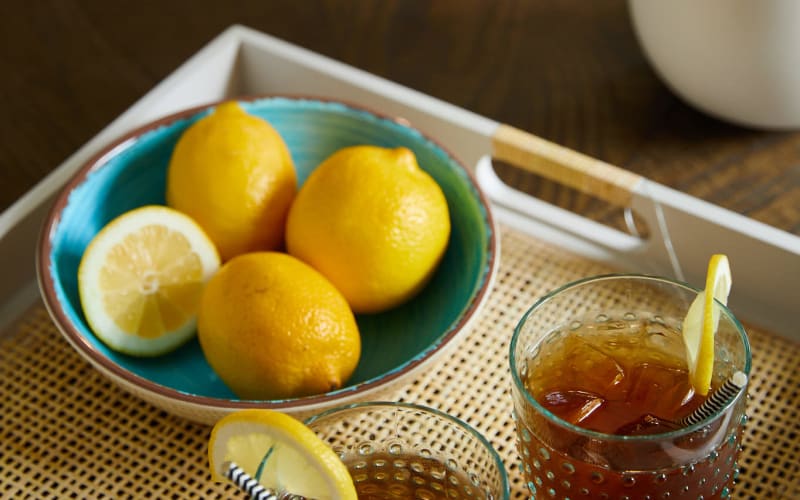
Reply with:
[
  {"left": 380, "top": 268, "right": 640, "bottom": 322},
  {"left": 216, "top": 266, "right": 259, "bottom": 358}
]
[
  {"left": 208, "top": 409, "right": 357, "bottom": 499},
  {"left": 78, "top": 205, "right": 220, "bottom": 356},
  {"left": 681, "top": 254, "right": 732, "bottom": 395}
]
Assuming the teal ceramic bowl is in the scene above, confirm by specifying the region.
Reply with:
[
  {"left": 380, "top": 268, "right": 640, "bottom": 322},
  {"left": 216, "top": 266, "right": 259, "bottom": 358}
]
[{"left": 37, "top": 96, "right": 497, "bottom": 424}]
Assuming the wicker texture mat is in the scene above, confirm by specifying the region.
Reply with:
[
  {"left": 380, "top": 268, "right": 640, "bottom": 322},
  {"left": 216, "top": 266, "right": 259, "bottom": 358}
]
[{"left": 1, "top": 226, "right": 798, "bottom": 499}]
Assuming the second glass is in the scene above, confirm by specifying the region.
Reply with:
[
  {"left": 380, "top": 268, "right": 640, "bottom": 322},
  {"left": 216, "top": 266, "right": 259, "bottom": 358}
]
[
  {"left": 510, "top": 274, "right": 750, "bottom": 499},
  {"left": 305, "top": 401, "right": 510, "bottom": 499}
]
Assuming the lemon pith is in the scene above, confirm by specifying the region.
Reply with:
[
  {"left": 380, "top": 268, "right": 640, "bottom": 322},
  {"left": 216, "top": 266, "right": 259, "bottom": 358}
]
[
  {"left": 208, "top": 409, "right": 357, "bottom": 500},
  {"left": 77, "top": 205, "right": 220, "bottom": 356}
]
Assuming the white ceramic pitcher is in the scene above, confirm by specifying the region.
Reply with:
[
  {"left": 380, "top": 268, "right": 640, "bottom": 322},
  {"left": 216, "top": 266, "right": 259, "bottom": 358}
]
[{"left": 629, "top": 0, "right": 800, "bottom": 129}]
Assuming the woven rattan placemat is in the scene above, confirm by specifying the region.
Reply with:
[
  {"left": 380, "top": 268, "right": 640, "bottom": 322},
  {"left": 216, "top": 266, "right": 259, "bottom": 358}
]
[{"left": 1, "top": 225, "right": 798, "bottom": 499}]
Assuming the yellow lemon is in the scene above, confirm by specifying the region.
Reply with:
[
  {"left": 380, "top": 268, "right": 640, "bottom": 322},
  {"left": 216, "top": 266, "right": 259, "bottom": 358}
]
[
  {"left": 681, "top": 254, "right": 732, "bottom": 395},
  {"left": 77, "top": 205, "right": 220, "bottom": 356},
  {"left": 286, "top": 146, "right": 450, "bottom": 314},
  {"left": 166, "top": 101, "right": 296, "bottom": 261},
  {"left": 197, "top": 252, "right": 361, "bottom": 400},
  {"left": 208, "top": 409, "right": 357, "bottom": 499}
]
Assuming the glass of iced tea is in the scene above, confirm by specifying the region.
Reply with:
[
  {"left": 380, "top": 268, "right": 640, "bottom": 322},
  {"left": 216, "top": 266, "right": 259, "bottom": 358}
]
[
  {"left": 305, "top": 401, "right": 510, "bottom": 499},
  {"left": 510, "top": 274, "right": 751, "bottom": 499}
]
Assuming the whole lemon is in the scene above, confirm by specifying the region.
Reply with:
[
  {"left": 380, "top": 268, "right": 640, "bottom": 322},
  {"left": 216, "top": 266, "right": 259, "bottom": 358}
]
[
  {"left": 197, "top": 252, "right": 361, "bottom": 400},
  {"left": 166, "top": 101, "right": 296, "bottom": 261},
  {"left": 286, "top": 146, "right": 450, "bottom": 314}
]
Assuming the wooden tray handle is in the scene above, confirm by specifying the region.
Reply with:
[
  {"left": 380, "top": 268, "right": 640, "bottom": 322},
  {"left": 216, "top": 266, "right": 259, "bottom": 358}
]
[{"left": 491, "top": 124, "right": 642, "bottom": 207}]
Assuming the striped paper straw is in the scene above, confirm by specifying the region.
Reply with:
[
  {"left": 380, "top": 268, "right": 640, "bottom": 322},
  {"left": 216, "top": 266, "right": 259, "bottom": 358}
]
[
  {"left": 680, "top": 371, "right": 748, "bottom": 427},
  {"left": 223, "top": 461, "right": 305, "bottom": 500}
]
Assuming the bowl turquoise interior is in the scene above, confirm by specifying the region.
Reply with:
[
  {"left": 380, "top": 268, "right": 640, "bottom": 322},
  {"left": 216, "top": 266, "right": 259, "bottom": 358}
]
[{"left": 44, "top": 97, "right": 495, "bottom": 403}]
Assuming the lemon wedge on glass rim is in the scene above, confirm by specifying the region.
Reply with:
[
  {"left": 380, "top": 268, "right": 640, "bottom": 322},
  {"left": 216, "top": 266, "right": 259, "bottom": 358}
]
[
  {"left": 681, "top": 254, "right": 732, "bottom": 396},
  {"left": 77, "top": 205, "right": 220, "bottom": 356},
  {"left": 208, "top": 409, "right": 357, "bottom": 499}
]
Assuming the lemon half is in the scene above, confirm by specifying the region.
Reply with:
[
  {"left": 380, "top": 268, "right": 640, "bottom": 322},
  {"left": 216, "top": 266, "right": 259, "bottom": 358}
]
[
  {"left": 681, "top": 254, "right": 732, "bottom": 395},
  {"left": 208, "top": 409, "right": 357, "bottom": 499},
  {"left": 77, "top": 205, "right": 220, "bottom": 356}
]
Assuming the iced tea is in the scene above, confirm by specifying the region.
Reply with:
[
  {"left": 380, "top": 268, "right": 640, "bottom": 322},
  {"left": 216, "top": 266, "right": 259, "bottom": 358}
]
[
  {"left": 343, "top": 452, "right": 483, "bottom": 499},
  {"left": 510, "top": 275, "right": 750, "bottom": 499},
  {"left": 528, "top": 319, "right": 704, "bottom": 435}
]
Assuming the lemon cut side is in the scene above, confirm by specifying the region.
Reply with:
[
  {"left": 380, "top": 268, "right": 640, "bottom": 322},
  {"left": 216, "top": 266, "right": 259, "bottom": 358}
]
[
  {"left": 681, "top": 254, "right": 732, "bottom": 395},
  {"left": 208, "top": 410, "right": 357, "bottom": 500},
  {"left": 77, "top": 205, "right": 220, "bottom": 356}
]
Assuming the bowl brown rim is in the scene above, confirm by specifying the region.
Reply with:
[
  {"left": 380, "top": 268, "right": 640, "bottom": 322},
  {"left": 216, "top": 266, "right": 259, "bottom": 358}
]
[{"left": 36, "top": 94, "right": 498, "bottom": 411}]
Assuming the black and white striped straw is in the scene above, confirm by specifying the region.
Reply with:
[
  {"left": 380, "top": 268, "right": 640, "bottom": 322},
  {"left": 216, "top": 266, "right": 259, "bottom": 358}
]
[
  {"left": 680, "top": 371, "right": 748, "bottom": 427},
  {"left": 223, "top": 461, "right": 305, "bottom": 500}
]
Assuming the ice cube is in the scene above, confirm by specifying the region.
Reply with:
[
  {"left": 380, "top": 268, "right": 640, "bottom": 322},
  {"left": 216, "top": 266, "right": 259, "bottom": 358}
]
[
  {"left": 598, "top": 415, "right": 687, "bottom": 470},
  {"left": 567, "top": 436, "right": 612, "bottom": 468},
  {"left": 562, "top": 337, "right": 627, "bottom": 397},
  {"left": 615, "top": 413, "right": 681, "bottom": 436},
  {"left": 541, "top": 389, "right": 605, "bottom": 426},
  {"left": 626, "top": 362, "right": 694, "bottom": 417}
]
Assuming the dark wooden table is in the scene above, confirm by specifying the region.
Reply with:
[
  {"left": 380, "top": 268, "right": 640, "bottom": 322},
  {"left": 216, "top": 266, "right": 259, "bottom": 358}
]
[
  {"left": 2, "top": 0, "right": 799, "bottom": 233},
  {"left": 2, "top": 4, "right": 799, "bottom": 499}
]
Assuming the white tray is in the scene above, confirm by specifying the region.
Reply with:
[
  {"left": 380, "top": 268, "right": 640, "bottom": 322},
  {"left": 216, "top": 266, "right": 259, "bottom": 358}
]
[{"left": 2, "top": 25, "right": 799, "bottom": 339}]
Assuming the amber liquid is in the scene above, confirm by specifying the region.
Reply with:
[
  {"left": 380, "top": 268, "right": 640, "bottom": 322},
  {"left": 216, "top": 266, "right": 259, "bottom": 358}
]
[
  {"left": 343, "top": 452, "right": 483, "bottom": 500},
  {"left": 516, "top": 319, "right": 742, "bottom": 499}
]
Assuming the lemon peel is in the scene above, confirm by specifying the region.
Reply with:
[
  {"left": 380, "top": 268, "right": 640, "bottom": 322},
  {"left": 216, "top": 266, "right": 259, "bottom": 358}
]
[
  {"left": 208, "top": 409, "right": 357, "bottom": 500},
  {"left": 681, "top": 254, "right": 732, "bottom": 395},
  {"left": 197, "top": 252, "right": 361, "bottom": 400},
  {"left": 286, "top": 145, "right": 450, "bottom": 313},
  {"left": 166, "top": 101, "right": 296, "bottom": 261}
]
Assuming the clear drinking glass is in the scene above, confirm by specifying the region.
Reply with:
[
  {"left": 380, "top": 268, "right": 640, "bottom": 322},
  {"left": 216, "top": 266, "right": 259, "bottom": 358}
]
[
  {"left": 305, "top": 401, "right": 510, "bottom": 499},
  {"left": 509, "top": 274, "right": 751, "bottom": 499}
]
